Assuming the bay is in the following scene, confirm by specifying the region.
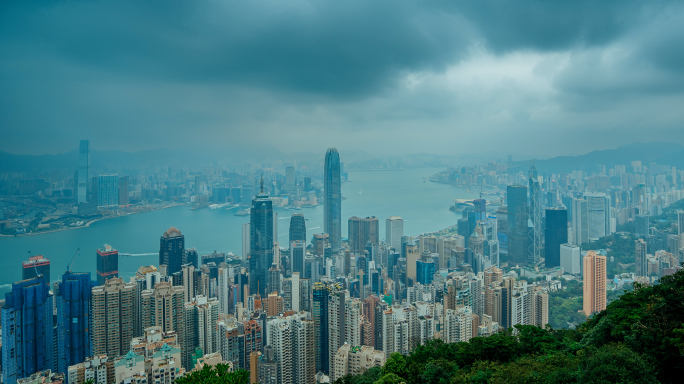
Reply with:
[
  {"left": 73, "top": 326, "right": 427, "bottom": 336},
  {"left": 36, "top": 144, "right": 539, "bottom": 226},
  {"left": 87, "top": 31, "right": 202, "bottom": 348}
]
[{"left": 0, "top": 168, "right": 479, "bottom": 295}]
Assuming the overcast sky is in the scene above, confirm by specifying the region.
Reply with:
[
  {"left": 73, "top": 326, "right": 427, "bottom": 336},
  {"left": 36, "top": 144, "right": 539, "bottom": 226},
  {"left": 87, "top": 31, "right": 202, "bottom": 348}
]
[{"left": 1, "top": 0, "right": 683, "bottom": 158}]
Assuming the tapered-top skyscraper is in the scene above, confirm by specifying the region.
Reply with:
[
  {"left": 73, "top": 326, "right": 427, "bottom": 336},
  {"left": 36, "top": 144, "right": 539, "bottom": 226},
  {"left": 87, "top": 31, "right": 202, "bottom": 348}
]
[
  {"left": 159, "top": 227, "right": 185, "bottom": 276},
  {"left": 324, "top": 148, "right": 341, "bottom": 251},
  {"left": 250, "top": 177, "right": 274, "bottom": 298}
]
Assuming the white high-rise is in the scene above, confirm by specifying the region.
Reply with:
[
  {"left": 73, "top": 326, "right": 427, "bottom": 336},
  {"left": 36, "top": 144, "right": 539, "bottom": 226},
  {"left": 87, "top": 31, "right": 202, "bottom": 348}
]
[
  {"left": 560, "top": 243, "right": 581, "bottom": 275},
  {"left": 267, "top": 312, "right": 315, "bottom": 384},
  {"left": 386, "top": 216, "right": 404, "bottom": 251},
  {"left": 585, "top": 193, "right": 611, "bottom": 241}
]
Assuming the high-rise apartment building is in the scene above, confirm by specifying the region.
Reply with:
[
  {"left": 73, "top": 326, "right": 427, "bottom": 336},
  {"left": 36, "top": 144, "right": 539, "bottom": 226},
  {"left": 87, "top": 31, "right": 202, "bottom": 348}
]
[
  {"left": 118, "top": 176, "right": 129, "bottom": 206},
  {"left": 267, "top": 312, "right": 316, "bottom": 384},
  {"left": 348, "top": 216, "right": 380, "bottom": 255},
  {"left": 507, "top": 185, "right": 529, "bottom": 265},
  {"left": 56, "top": 272, "right": 95, "bottom": 374},
  {"left": 159, "top": 227, "right": 185, "bottom": 276},
  {"left": 324, "top": 148, "right": 342, "bottom": 251},
  {"left": 332, "top": 345, "right": 385, "bottom": 383},
  {"left": 386, "top": 216, "right": 404, "bottom": 251},
  {"left": 77, "top": 140, "right": 90, "bottom": 204},
  {"left": 2, "top": 276, "right": 54, "bottom": 384},
  {"left": 313, "top": 281, "right": 339, "bottom": 374},
  {"left": 250, "top": 179, "right": 274, "bottom": 298},
  {"left": 92, "top": 277, "right": 135, "bottom": 358},
  {"left": 583, "top": 251, "right": 607, "bottom": 316},
  {"left": 635, "top": 238, "right": 648, "bottom": 277},
  {"left": 544, "top": 208, "right": 568, "bottom": 268},
  {"left": 97, "top": 174, "right": 119, "bottom": 207},
  {"left": 96, "top": 244, "right": 119, "bottom": 285}
]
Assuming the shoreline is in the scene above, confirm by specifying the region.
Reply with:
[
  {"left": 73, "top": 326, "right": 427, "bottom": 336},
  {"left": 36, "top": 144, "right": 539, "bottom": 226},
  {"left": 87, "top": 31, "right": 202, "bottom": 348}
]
[{"left": 0, "top": 203, "right": 185, "bottom": 238}]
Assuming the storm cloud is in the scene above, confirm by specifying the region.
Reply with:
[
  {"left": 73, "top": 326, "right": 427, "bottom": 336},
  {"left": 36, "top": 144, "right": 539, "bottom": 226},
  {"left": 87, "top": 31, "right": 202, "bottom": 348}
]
[{"left": 1, "top": 0, "right": 683, "bottom": 157}]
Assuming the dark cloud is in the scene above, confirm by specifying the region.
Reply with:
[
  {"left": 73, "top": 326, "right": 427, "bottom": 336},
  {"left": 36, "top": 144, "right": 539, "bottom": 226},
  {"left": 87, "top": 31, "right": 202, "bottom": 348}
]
[{"left": 1, "top": 0, "right": 684, "bottom": 156}]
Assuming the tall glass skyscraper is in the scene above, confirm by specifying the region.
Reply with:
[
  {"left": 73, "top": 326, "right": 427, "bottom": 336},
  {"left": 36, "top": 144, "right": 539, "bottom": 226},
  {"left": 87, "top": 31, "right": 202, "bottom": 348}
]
[
  {"left": 2, "top": 276, "right": 54, "bottom": 384},
  {"left": 77, "top": 139, "right": 90, "bottom": 204},
  {"left": 250, "top": 179, "right": 274, "bottom": 298},
  {"left": 289, "top": 213, "right": 306, "bottom": 244},
  {"left": 507, "top": 185, "right": 529, "bottom": 265},
  {"left": 159, "top": 227, "right": 185, "bottom": 276},
  {"left": 324, "top": 148, "right": 341, "bottom": 251},
  {"left": 544, "top": 208, "right": 568, "bottom": 268},
  {"left": 56, "top": 271, "right": 95, "bottom": 373}
]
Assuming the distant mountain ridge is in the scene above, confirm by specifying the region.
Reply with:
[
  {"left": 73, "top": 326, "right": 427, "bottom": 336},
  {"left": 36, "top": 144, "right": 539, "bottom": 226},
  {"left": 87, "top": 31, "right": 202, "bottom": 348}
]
[{"left": 508, "top": 142, "right": 684, "bottom": 174}]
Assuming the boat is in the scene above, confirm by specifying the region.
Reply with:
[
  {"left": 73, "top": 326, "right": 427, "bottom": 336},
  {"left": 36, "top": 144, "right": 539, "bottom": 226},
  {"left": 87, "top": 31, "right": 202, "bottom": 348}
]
[
  {"left": 234, "top": 208, "right": 250, "bottom": 216},
  {"left": 359, "top": 190, "right": 363, "bottom": 195}
]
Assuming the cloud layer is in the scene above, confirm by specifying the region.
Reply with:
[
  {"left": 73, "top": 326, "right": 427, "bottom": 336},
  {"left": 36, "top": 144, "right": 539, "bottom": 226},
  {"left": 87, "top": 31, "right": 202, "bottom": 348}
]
[{"left": 1, "top": 0, "right": 683, "bottom": 157}]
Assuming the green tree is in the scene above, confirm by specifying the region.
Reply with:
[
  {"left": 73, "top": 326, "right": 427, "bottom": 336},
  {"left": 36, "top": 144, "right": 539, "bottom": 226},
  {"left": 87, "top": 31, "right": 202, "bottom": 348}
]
[
  {"left": 579, "top": 344, "right": 657, "bottom": 384},
  {"left": 175, "top": 364, "right": 249, "bottom": 384},
  {"left": 381, "top": 353, "right": 407, "bottom": 379},
  {"left": 374, "top": 373, "right": 405, "bottom": 384}
]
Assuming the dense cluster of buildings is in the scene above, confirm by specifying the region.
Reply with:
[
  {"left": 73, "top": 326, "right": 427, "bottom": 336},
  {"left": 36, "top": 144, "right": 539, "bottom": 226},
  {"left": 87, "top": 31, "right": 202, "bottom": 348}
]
[{"left": 4, "top": 148, "right": 684, "bottom": 384}]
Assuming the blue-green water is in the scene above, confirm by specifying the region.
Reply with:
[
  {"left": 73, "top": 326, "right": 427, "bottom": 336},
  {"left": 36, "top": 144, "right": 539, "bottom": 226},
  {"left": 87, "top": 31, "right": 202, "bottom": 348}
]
[{"left": 0, "top": 168, "right": 479, "bottom": 295}]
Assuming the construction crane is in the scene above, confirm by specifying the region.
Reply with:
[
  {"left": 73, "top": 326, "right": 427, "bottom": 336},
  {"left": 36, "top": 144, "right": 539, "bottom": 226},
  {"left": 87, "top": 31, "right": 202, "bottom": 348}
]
[
  {"left": 67, "top": 248, "right": 80, "bottom": 273},
  {"left": 27, "top": 250, "right": 42, "bottom": 278}
]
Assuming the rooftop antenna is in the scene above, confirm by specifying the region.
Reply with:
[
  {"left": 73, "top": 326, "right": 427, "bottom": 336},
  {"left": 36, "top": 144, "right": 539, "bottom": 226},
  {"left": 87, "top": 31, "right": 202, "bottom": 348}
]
[{"left": 260, "top": 174, "right": 264, "bottom": 194}]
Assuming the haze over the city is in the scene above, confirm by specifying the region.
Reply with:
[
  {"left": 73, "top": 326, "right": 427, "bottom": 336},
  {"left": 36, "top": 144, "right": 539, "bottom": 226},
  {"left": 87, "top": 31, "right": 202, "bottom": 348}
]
[{"left": 2, "top": 0, "right": 684, "bottom": 157}]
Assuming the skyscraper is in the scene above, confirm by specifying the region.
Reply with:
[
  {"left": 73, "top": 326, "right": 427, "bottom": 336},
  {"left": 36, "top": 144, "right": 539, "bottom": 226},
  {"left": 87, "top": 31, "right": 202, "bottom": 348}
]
[
  {"left": 507, "top": 185, "right": 529, "bottom": 265},
  {"left": 92, "top": 277, "right": 135, "bottom": 358},
  {"left": 97, "top": 174, "right": 119, "bottom": 207},
  {"left": 22, "top": 254, "right": 51, "bottom": 286},
  {"left": 2, "top": 276, "right": 54, "bottom": 384},
  {"left": 348, "top": 216, "right": 379, "bottom": 255},
  {"left": 324, "top": 148, "right": 342, "bottom": 251},
  {"left": 242, "top": 222, "right": 250, "bottom": 260},
  {"left": 544, "top": 208, "right": 568, "bottom": 268},
  {"left": 77, "top": 139, "right": 90, "bottom": 204},
  {"left": 528, "top": 164, "right": 542, "bottom": 264},
  {"left": 285, "top": 166, "right": 296, "bottom": 194},
  {"left": 289, "top": 213, "right": 306, "bottom": 244},
  {"left": 572, "top": 198, "right": 588, "bottom": 245},
  {"left": 583, "top": 251, "right": 606, "bottom": 316},
  {"left": 159, "top": 227, "right": 185, "bottom": 276},
  {"left": 385, "top": 216, "right": 404, "bottom": 251},
  {"left": 56, "top": 271, "right": 95, "bottom": 373},
  {"left": 250, "top": 178, "right": 274, "bottom": 298},
  {"left": 635, "top": 238, "right": 648, "bottom": 277},
  {"left": 96, "top": 244, "right": 119, "bottom": 285},
  {"left": 585, "top": 193, "right": 611, "bottom": 241},
  {"left": 290, "top": 240, "right": 306, "bottom": 276}
]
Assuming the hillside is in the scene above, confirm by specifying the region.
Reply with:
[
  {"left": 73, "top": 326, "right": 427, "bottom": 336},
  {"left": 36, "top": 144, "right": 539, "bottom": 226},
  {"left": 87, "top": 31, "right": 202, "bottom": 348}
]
[
  {"left": 333, "top": 269, "right": 684, "bottom": 384},
  {"left": 508, "top": 142, "right": 684, "bottom": 174}
]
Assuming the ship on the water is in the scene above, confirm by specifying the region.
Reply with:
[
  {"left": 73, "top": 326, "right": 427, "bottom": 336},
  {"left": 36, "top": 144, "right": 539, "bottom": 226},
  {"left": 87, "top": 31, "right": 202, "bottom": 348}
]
[{"left": 234, "top": 208, "right": 250, "bottom": 216}]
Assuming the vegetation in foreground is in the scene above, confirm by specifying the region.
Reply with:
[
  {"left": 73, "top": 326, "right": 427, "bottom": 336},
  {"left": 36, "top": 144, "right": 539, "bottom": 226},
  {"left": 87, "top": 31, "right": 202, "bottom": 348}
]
[{"left": 176, "top": 269, "right": 684, "bottom": 384}]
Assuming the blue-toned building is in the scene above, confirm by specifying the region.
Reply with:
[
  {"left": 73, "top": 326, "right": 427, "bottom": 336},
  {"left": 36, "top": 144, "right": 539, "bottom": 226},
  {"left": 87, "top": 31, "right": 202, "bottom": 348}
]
[
  {"left": 2, "top": 276, "right": 54, "bottom": 384},
  {"left": 416, "top": 250, "right": 436, "bottom": 285},
  {"left": 324, "top": 148, "right": 341, "bottom": 251},
  {"left": 55, "top": 271, "right": 95, "bottom": 373}
]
